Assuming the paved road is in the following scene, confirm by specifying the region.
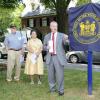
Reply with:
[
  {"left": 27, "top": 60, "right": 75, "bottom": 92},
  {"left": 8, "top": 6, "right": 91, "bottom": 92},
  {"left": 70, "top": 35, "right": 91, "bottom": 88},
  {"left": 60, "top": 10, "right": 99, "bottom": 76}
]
[
  {"left": 44, "top": 62, "right": 100, "bottom": 72},
  {"left": 65, "top": 63, "right": 100, "bottom": 72},
  {"left": 1, "top": 59, "right": 100, "bottom": 72}
]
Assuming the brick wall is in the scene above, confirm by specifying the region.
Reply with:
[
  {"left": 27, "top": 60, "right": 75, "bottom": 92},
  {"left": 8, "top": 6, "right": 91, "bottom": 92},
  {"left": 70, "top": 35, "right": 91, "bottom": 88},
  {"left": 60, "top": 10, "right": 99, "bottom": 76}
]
[{"left": 21, "top": 15, "right": 56, "bottom": 35}]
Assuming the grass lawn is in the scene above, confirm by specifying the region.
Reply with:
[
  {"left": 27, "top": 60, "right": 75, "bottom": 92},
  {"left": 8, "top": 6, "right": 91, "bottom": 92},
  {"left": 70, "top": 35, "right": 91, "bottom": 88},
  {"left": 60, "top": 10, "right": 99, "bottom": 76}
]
[{"left": 0, "top": 68, "right": 100, "bottom": 100}]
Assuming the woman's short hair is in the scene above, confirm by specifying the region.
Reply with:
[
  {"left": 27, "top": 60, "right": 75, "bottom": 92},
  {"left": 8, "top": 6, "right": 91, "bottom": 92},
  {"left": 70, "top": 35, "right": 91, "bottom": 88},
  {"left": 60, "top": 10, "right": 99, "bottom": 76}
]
[{"left": 30, "top": 29, "right": 37, "bottom": 35}]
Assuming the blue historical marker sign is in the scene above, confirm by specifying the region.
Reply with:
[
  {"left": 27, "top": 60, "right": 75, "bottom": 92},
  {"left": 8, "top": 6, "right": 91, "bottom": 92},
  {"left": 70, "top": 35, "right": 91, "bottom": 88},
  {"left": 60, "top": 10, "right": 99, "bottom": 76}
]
[
  {"left": 68, "top": 3, "right": 100, "bottom": 95},
  {"left": 69, "top": 3, "right": 100, "bottom": 51}
]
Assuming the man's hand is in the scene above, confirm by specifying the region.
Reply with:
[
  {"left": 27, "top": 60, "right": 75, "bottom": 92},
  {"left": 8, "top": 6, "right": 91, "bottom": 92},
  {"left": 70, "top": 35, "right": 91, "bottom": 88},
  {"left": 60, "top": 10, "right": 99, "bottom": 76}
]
[
  {"left": 63, "top": 34, "right": 69, "bottom": 45},
  {"left": 64, "top": 34, "right": 68, "bottom": 40}
]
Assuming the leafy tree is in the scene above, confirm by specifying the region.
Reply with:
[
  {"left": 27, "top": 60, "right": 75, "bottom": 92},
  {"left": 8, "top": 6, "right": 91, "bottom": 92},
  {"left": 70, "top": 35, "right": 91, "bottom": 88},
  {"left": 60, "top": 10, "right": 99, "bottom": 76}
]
[
  {"left": 11, "top": 4, "right": 24, "bottom": 28},
  {"left": 41, "top": 0, "right": 71, "bottom": 34},
  {"left": 41, "top": 0, "right": 91, "bottom": 34},
  {"left": 0, "top": 4, "right": 24, "bottom": 41},
  {"left": 0, "top": 0, "right": 19, "bottom": 8},
  {"left": 77, "top": 0, "right": 91, "bottom": 6},
  {"left": 0, "top": 0, "right": 19, "bottom": 34},
  {"left": 0, "top": 7, "right": 13, "bottom": 33},
  {"left": 0, "top": 2, "right": 24, "bottom": 34}
]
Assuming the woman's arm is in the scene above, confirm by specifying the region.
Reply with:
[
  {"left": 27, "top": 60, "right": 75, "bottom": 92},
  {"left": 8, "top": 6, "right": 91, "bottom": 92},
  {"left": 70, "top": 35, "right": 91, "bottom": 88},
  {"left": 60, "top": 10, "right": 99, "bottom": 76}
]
[
  {"left": 35, "top": 40, "right": 43, "bottom": 56},
  {"left": 26, "top": 41, "right": 34, "bottom": 53}
]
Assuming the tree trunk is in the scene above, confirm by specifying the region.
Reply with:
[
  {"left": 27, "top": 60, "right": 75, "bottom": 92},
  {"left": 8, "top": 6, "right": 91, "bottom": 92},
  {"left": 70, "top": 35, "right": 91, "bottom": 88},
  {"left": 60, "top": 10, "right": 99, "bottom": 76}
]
[
  {"left": 56, "top": 8, "right": 68, "bottom": 34},
  {"left": 56, "top": 0, "right": 69, "bottom": 34}
]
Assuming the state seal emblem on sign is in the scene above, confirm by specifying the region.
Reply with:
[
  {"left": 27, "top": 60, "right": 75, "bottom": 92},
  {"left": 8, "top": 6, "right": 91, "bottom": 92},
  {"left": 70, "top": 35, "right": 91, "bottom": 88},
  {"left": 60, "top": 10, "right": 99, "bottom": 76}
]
[{"left": 73, "top": 13, "right": 100, "bottom": 44}]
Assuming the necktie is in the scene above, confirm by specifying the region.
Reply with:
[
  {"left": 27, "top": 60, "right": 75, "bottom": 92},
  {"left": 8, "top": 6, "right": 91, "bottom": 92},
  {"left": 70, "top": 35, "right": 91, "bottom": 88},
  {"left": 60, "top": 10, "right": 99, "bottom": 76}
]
[{"left": 52, "top": 33, "right": 55, "bottom": 54}]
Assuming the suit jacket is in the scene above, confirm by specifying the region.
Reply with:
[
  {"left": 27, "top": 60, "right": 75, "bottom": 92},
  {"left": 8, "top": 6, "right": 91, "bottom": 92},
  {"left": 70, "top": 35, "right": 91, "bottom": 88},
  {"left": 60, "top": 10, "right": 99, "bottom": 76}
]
[{"left": 43, "top": 32, "right": 68, "bottom": 66}]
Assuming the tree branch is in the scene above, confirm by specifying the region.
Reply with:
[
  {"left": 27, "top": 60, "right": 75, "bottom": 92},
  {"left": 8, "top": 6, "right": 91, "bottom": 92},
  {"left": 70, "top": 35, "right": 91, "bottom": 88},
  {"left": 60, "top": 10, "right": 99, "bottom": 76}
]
[
  {"left": 66, "top": 0, "right": 71, "bottom": 7},
  {"left": 51, "top": 0, "right": 56, "bottom": 8}
]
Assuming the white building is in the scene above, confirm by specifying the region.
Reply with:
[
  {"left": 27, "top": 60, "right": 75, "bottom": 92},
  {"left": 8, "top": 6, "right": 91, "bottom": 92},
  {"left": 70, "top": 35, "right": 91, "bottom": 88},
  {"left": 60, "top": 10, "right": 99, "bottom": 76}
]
[{"left": 91, "top": 0, "right": 100, "bottom": 3}]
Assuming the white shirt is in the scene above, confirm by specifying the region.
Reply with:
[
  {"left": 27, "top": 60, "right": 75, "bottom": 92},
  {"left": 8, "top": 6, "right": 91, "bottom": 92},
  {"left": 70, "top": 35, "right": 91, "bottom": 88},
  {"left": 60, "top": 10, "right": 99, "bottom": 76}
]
[{"left": 50, "top": 32, "right": 57, "bottom": 54}]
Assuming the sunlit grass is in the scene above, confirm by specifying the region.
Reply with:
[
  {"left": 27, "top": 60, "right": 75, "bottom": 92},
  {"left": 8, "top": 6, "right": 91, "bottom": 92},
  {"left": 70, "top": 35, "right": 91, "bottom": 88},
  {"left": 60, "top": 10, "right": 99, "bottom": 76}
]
[{"left": 0, "top": 68, "right": 100, "bottom": 100}]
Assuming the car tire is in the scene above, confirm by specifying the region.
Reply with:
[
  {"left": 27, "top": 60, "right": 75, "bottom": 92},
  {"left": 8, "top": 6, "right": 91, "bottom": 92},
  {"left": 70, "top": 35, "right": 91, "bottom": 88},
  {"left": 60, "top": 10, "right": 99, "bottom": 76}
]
[{"left": 69, "top": 55, "right": 79, "bottom": 63}]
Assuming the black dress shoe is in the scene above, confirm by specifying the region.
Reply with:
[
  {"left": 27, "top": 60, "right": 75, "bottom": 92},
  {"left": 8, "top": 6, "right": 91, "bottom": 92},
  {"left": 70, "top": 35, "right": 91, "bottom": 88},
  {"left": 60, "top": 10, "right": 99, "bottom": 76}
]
[{"left": 59, "top": 92, "right": 64, "bottom": 96}]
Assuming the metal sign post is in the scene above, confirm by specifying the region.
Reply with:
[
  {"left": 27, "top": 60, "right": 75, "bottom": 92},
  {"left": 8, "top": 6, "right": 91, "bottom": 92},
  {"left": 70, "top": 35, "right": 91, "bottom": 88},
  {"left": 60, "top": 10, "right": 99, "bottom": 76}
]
[{"left": 87, "top": 51, "right": 93, "bottom": 95}]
